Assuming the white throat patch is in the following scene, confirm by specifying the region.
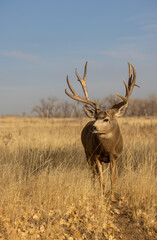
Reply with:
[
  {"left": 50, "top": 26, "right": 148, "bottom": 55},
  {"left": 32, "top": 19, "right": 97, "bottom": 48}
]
[{"left": 100, "top": 132, "right": 113, "bottom": 139}]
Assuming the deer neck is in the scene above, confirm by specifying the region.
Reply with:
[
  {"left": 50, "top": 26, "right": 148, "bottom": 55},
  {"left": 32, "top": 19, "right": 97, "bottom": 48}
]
[{"left": 97, "top": 120, "right": 120, "bottom": 140}]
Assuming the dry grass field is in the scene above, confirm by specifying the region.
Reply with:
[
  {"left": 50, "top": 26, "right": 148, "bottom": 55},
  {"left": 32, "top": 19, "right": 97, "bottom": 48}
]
[{"left": 0, "top": 116, "right": 156, "bottom": 240}]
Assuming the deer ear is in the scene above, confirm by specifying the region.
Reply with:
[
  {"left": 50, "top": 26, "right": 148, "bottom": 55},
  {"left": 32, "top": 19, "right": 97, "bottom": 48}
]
[
  {"left": 83, "top": 105, "right": 96, "bottom": 118},
  {"left": 113, "top": 103, "right": 128, "bottom": 117}
]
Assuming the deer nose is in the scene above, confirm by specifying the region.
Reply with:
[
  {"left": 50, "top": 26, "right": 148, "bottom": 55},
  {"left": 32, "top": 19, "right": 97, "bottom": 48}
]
[{"left": 91, "top": 126, "right": 97, "bottom": 132}]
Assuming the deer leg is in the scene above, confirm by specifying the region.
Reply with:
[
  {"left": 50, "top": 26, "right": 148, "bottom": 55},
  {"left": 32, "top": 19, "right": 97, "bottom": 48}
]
[
  {"left": 110, "top": 157, "right": 117, "bottom": 201},
  {"left": 86, "top": 155, "right": 96, "bottom": 188},
  {"left": 96, "top": 157, "right": 104, "bottom": 195},
  {"left": 91, "top": 166, "right": 97, "bottom": 188}
]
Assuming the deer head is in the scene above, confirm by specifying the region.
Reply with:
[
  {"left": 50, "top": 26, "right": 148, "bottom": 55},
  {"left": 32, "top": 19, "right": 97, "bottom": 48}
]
[{"left": 65, "top": 62, "right": 139, "bottom": 133}]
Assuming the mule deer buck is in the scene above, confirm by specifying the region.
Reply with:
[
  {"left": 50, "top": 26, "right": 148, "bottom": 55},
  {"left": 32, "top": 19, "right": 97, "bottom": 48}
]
[{"left": 65, "top": 62, "right": 139, "bottom": 200}]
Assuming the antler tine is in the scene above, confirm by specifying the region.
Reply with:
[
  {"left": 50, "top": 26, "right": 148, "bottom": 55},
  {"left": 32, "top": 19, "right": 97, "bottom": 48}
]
[
  {"left": 66, "top": 75, "right": 77, "bottom": 96},
  {"left": 127, "top": 62, "right": 140, "bottom": 96},
  {"left": 83, "top": 61, "right": 88, "bottom": 79},
  {"left": 75, "top": 61, "right": 88, "bottom": 80},
  {"left": 75, "top": 61, "right": 89, "bottom": 100},
  {"left": 127, "top": 62, "right": 135, "bottom": 96},
  {"left": 113, "top": 62, "right": 139, "bottom": 109},
  {"left": 65, "top": 62, "right": 99, "bottom": 110}
]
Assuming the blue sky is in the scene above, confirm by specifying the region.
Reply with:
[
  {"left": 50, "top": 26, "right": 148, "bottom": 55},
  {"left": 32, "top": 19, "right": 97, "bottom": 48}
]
[{"left": 0, "top": 0, "right": 157, "bottom": 115}]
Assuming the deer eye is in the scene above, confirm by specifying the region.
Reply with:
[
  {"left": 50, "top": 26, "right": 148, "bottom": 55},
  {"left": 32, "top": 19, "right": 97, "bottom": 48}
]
[{"left": 103, "top": 118, "right": 109, "bottom": 122}]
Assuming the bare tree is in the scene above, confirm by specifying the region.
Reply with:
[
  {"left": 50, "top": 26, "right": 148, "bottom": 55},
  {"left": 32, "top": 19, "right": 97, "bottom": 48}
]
[
  {"left": 32, "top": 97, "right": 58, "bottom": 117},
  {"left": 32, "top": 95, "right": 157, "bottom": 118},
  {"left": 125, "top": 95, "right": 157, "bottom": 117}
]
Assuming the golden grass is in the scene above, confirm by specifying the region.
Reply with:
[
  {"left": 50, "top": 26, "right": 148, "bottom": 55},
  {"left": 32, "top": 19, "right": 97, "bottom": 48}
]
[{"left": 0, "top": 117, "right": 156, "bottom": 239}]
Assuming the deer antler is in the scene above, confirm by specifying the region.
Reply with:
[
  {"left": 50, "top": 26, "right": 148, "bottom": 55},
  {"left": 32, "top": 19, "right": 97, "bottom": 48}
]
[
  {"left": 111, "top": 62, "right": 140, "bottom": 110},
  {"left": 65, "top": 62, "right": 100, "bottom": 110}
]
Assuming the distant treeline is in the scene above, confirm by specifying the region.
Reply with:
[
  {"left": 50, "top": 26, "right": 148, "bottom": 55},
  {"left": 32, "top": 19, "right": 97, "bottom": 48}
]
[{"left": 32, "top": 95, "right": 157, "bottom": 118}]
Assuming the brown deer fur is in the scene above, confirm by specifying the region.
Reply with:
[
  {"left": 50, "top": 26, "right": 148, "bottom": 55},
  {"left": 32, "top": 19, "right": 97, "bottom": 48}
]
[{"left": 65, "top": 62, "right": 139, "bottom": 200}]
